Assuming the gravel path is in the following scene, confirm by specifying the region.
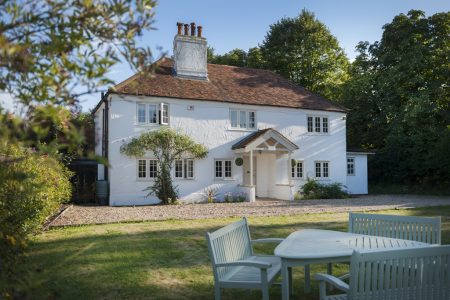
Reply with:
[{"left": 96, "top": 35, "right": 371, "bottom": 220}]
[{"left": 50, "top": 194, "right": 450, "bottom": 227}]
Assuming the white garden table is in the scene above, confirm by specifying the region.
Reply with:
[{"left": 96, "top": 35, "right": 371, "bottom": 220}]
[{"left": 274, "top": 229, "right": 430, "bottom": 300}]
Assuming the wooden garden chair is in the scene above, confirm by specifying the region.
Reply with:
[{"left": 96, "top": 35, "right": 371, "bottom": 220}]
[{"left": 206, "top": 217, "right": 288, "bottom": 300}]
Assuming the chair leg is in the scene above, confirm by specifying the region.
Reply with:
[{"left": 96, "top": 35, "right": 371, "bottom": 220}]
[
  {"left": 304, "top": 265, "right": 311, "bottom": 293},
  {"left": 214, "top": 285, "right": 221, "bottom": 300},
  {"left": 288, "top": 267, "right": 293, "bottom": 296},
  {"left": 327, "top": 263, "right": 333, "bottom": 291}
]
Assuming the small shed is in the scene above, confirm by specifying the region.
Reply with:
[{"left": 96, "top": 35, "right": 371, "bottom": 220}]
[{"left": 346, "top": 149, "right": 375, "bottom": 194}]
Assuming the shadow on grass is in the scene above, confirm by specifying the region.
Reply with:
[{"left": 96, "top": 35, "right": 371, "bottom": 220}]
[{"left": 25, "top": 206, "right": 450, "bottom": 299}]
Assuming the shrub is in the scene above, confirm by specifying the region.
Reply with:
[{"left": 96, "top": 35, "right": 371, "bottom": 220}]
[
  {"left": 0, "top": 143, "right": 72, "bottom": 297},
  {"left": 300, "top": 177, "right": 349, "bottom": 200},
  {"left": 203, "top": 187, "right": 219, "bottom": 203}
]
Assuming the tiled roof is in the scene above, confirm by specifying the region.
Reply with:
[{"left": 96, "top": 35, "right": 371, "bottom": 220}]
[
  {"left": 231, "top": 128, "right": 299, "bottom": 150},
  {"left": 110, "top": 58, "right": 347, "bottom": 113}
]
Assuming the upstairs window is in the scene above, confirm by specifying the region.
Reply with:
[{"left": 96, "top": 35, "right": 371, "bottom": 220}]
[
  {"left": 291, "top": 161, "right": 303, "bottom": 179},
  {"left": 136, "top": 103, "right": 169, "bottom": 125},
  {"left": 347, "top": 157, "right": 355, "bottom": 175},
  {"left": 230, "top": 109, "right": 256, "bottom": 130},
  {"left": 315, "top": 161, "right": 329, "bottom": 179},
  {"left": 307, "top": 116, "right": 329, "bottom": 134}
]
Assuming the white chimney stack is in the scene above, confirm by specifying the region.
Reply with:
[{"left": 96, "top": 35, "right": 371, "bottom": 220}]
[{"left": 173, "top": 22, "right": 208, "bottom": 80}]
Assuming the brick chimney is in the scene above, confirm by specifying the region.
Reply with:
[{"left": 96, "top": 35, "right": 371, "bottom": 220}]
[{"left": 173, "top": 22, "right": 207, "bottom": 80}]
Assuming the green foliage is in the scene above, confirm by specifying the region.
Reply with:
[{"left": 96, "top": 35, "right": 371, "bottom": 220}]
[
  {"left": 203, "top": 186, "right": 219, "bottom": 203},
  {"left": 300, "top": 178, "right": 349, "bottom": 200},
  {"left": 0, "top": 143, "right": 72, "bottom": 297},
  {"left": 120, "top": 128, "right": 208, "bottom": 204},
  {"left": 260, "top": 9, "right": 350, "bottom": 99},
  {"left": 339, "top": 10, "right": 450, "bottom": 188},
  {"left": 207, "top": 47, "right": 265, "bottom": 69},
  {"left": 0, "top": 0, "right": 157, "bottom": 155}
]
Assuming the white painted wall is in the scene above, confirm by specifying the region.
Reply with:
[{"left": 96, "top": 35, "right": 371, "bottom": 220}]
[
  {"left": 346, "top": 154, "right": 369, "bottom": 194},
  {"left": 93, "top": 103, "right": 105, "bottom": 180},
  {"left": 96, "top": 93, "right": 349, "bottom": 205}
]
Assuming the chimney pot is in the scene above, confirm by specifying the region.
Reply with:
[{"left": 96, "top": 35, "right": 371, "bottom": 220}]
[
  {"left": 190, "top": 22, "right": 196, "bottom": 36},
  {"left": 197, "top": 26, "right": 203, "bottom": 38},
  {"left": 176, "top": 22, "right": 183, "bottom": 35},
  {"left": 183, "top": 24, "right": 189, "bottom": 35}
]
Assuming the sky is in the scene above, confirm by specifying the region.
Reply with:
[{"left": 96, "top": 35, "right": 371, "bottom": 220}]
[{"left": 18, "top": 0, "right": 450, "bottom": 112}]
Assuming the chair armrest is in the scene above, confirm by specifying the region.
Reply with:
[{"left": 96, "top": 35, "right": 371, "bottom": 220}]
[
  {"left": 251, "top": 238, "right": 284, "bottom": 244},
  {"left": 314, "top": 273, "right": 349, "bottom": 292},
  {"left": 216, "top": 260, "right": 272, "bottom": 269}
]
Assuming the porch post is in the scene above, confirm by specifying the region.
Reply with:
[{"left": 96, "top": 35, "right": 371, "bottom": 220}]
[
  {"left": 250, "top": 149, "right": 253, "bottom": 186},
  {"left": 287, "top": 152, "right": 293, "bottom": 201}
]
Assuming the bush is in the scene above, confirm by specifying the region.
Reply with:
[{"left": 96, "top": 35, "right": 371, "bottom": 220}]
[
  {"left": 0, "top": 143, "right": 72, "bottom": 297},
  {"left": 300, "top": 178, "right": 349, "bottom": 200}
]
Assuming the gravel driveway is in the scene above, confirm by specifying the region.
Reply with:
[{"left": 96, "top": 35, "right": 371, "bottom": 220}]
[{"left": 50, "top": 194, "right": 450, "bottom": 227}]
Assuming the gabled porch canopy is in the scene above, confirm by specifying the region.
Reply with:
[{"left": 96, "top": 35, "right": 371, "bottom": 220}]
[{"left": 232, "top": 128, "right": 299, "bottom": 154}]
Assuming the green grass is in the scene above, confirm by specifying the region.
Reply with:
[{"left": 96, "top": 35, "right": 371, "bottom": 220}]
[{"left": 25, "top": 206, "right": 450, "bottom": 300}]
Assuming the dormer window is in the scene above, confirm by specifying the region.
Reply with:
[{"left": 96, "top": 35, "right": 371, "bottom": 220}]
[
  {"left": 230, "top": 109, "right": 256, "bottom": 130},
  {"left": 307, "top": 116, "right": 328, "bottom": 133},
  {"left": 137, "top": 102, "right": 169, "bottom": 125}
]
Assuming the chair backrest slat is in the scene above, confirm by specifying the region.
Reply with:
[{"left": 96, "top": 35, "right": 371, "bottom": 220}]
[
  {"left": 349, "top": 212, "right": 441, "bottom": 244},
  {"left": 206, "top": 218, "right": 253, "bottom": 281},
  {"left": 348, "top": 245, "right": 450, "bottom": 300}
]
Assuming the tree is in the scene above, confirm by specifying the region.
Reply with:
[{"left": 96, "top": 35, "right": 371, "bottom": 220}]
[
  {"left": 0, "top": 0, "right": 157, "bottom": 153},
  {"left": 120, "top": 128, "right": 208, "bottom": 204},
  {"left": 209, "top": 48, "right": 248, "bottom": 67},
  {"left": 340, "top": 10, "right": 450, "bottom": 188},
  {"left": 260, "top": 9, "right": 349, "bottom": 99}
]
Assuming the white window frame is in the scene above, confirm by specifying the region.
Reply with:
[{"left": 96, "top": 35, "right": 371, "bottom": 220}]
[
  {"left": 315, "top": 161, "right": 330, "bottom": 179},
  {"left": 291, "top": 161, "right": 304, "bottom": 179},
  {"left": 186, "top": 159, "right": 194, "bottom": 179},
  {"left": 137, "top": 103, "right": 147, "bottom": 124},
  {"left": 137, "top": 159, "right": 158, "bottom": 180},
  {"left": 347, "top": 157, "right": 355, "bottom": 176},
  {"left": 307, "top": 115, "right": 329, "bottom": 134},
  {"left": 138, "top": 159, "right": 147, "bottom": 179},
  {"left": 214, "top": 159, "right": 233, "bottom": 179},
  {"left": 161, "top": 103, "right": 169, "bottom": 125},
  {"left": 230, "top": 109, "right": 257, "bottom": 130},
  {"left": 174, "top": 159, "right": 184, "bottom": 179},
  {"left": 136, "top": 102, "right": 169, "bottom": 125}
]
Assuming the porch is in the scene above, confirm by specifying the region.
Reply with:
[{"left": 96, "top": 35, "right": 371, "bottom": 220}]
[{"left": 232, "top": 128, "right": 299, "bottom": 202}]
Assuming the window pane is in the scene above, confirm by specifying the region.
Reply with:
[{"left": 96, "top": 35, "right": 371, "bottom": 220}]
[
  {"left": 230, "top": 110, "right": 238, "bottom": 128},
  {"left": 315, "top": 117, "right": 321, "bottom": 132},
  {"left": 347, "top": 158, "right": 354, "bottom": 175},
  {"left": 148, "top": 104, "right": 157, "bottom": 124},
  {"left": 315, "top": 162, "right": 321, "bottom": 178},
  {"left": 307, "top": 117, "right": 313, "bottom": 132},
  {"left": 186, "top": 159, "right": 194, "bottom": 178},
  {"left": 224, "top": 160, "right": 232, "bottom": 178},
  {"left": 161, "top": 103, "right": 169, "bottom": 124},
  {"left": 291, "top": 165, "right": 295, "bottom": 178},
  {"left": 138, "top": 104, "right": 146, "bottom": 123},
  {"left": 322, "top": 117, "right": 328, "bottom": 133},
  {"left": 248, "top": 111, "right": 256, "bottom": 129},
  {"left": 239, "top": 111, "right": 247, "bottom": 128},
  {"left": 175, "top": 160, "right": 183, "bottom": 178},
  {"left": 149, "top": 160, "right": 157, "bottom": 178},
  {"left": 323, "top": 162, "right": 329, "bottom": 177},
  {"left": 215, "top": 161, "right": 223, "bottom": 178},
  {"left": 297, "top": 162, "right": 303, "bottom": 178},
  {"left": 138, "top": 159, "right": 146, "bottom": 178}
]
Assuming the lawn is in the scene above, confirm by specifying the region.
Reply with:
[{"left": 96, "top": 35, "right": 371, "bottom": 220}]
[{"left": 26, "top": 206, "right": 450, "bottom": 300}]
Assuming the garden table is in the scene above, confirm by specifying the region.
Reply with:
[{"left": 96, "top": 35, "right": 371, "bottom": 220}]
[{"left": 274, "top": 229, "right": 430, "bottom": 300}]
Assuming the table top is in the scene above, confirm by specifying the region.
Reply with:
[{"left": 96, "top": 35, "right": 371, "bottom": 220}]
[{"left": 274, "top": 229, "right": 430, "bottom": 259}]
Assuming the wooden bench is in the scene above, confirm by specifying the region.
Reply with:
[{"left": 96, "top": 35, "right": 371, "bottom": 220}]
[
  {"left": 349, "top": 212, "right": 441, "bottom": 244},
  {"left": 205, "top": 217, "right": 286, "bottom": 300},
  {"left": 315, "top": 245, "right": 450, "bottom": 300},
  {"left": 327, "top": 213, "right": 441, "bottom": 282}
]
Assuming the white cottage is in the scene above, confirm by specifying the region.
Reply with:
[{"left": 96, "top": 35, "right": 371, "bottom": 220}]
[{"left": 93, "top": 23, "right": 371, "bottom": 206}]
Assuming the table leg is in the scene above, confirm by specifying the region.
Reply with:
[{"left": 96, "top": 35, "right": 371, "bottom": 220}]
[
  {"left": 288, "top": 267, "right": 293, "bottom": 296},
  {"left": 281, "top": 259, "right": 290, "bottom": 300},
  {"left": 304, "top": 265, "right": 310, "bottom": 293}
]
